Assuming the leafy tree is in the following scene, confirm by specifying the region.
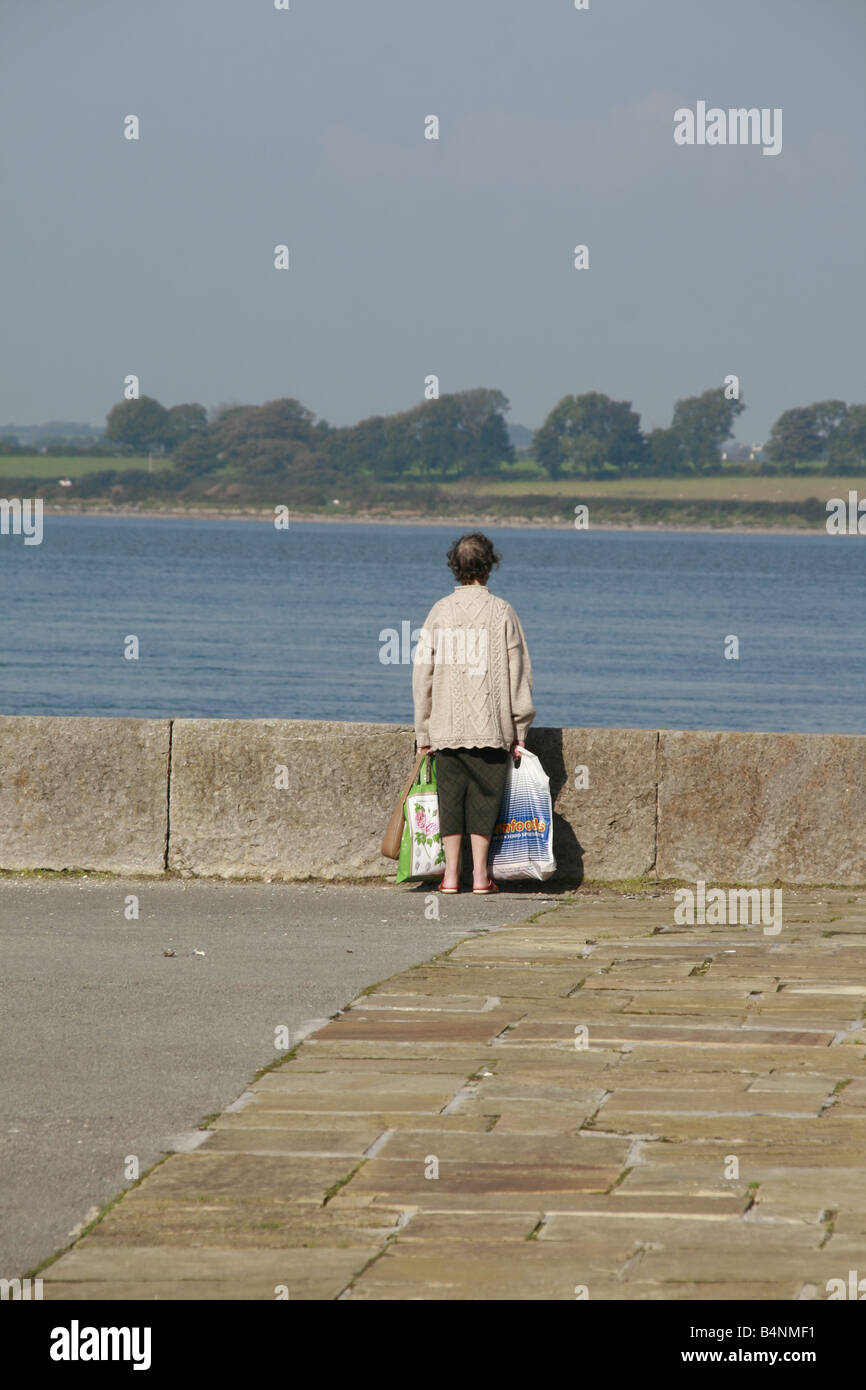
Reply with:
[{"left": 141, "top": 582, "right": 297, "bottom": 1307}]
[
  {"left": 346, "top": 408, "right": 416, "bottom": 480},
  {"left": 165, "top": 403, "right": 207, "bottom": 449},
  {"left": 765, "top": 400, "right": 847, "bottom": 465},
  {"left": 469, "top": 410, "right": 514, "bottom": 475},
  {"left": 105, "top": 396, "right": 171, "bottom": 453},
  {"left": 764, "top": 408, "right": 821, "bottom": 465},
  {"left": 454, "top": 387, "right": 510, "bottom": 433},
  {"left": 811, "top": 399, "right": 848, "bottom": 442},
  {"left": 533, "top": 392, "right": 645, "bottom": 478},
  {"left": 669, "top": 388, "right": 745, "bottom": 472},
  {"left": 171, "top": 430, "right": 221, "bottom": 477},
  {"left": 325, "top": 416, "right": 390, "bottom": 479},
  {"left": 387, "top": 389, "right": 514, "bottom": 479},
  {"left": 327, "top": 388, "right": 513, "bottom": 480},
  {"left": 455, "top": 388, "right": 515, "bottom": 475},
  {"left": 209, "top": 397, "right": 320, "bottom": 477},
  {"left": 643, "top": 426, "right": 686, "bottom": 476},
  {"left": 416, "top": 397, "right": 461, "bottom": 476}
]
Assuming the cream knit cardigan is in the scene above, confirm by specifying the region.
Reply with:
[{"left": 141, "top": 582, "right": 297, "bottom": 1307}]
[{"left": 412, "top": 584, "right": 536, "bottom": 750}]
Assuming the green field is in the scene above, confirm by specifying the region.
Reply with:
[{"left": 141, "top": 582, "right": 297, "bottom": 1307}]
[
  {"left": 1, "top": 454, "right": 862, "bottom": 513},
  {"left": 0, "top": 454, "right": 171, "bottom": 480},
  {"left": 444, "top": 472, "right": 865, "bottom": 503}
]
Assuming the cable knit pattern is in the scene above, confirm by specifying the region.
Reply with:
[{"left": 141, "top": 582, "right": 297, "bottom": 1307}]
[{"left": 412, "top": 584, "right": 536, "bottom": 750}]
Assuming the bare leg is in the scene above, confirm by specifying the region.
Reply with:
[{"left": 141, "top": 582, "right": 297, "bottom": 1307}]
[
  {"left": 442, "top": 834, "right": 462, "bottom": 890},
  {"left": 470, "top": 833, "right": 493, "bottom": 889}
]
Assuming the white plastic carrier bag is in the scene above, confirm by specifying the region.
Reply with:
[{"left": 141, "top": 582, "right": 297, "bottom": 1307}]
[{"left": 487, "top": 748, "right": 556, "bottom": 881}]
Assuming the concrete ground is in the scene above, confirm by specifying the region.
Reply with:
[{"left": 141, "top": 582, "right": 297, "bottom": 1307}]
[
  {"left": 34, "top": 882, "right": 866, "bottom": 1301},
  {"left": 0, "top": 874, "right": 556, "bottom": 1279}
]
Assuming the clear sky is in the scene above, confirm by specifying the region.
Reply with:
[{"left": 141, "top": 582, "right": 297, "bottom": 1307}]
[{"left": 2, "top": 0, "right": 864, "bottom": 442}]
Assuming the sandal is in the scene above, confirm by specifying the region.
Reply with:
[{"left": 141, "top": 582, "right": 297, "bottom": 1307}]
[
  {"left": 472, "top": 880, "right": 499, "bottom": 894},
  {"left": 437, "top": 881, "right": 460, "bottom": 893}
]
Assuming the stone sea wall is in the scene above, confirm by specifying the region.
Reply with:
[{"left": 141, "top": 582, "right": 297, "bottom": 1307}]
[{"left": 1, "top": 717, "right": 864, "bottom": 885}]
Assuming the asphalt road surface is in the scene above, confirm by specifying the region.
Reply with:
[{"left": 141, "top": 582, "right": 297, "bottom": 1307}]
[{"left": 0, "top": 874, "right": 557, "bottom": 1278}]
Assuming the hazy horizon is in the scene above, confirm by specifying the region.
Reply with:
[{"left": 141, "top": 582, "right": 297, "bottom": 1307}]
[{"left": 3, "top": 0, "right": 864, "bottom": 444}]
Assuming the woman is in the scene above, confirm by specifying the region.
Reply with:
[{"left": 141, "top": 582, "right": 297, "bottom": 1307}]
[{"left": 413, "top": 531, "right": 535, "bottom": 894}]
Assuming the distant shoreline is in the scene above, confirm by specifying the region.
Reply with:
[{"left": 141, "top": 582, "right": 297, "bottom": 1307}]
[{"left": 40, "top": 504, "right": 824, "bottom": 536}]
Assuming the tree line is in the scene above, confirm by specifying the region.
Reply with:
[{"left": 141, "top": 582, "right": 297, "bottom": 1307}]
[{"left": 23, "top": 386, "right": 866, "bottom": 483}]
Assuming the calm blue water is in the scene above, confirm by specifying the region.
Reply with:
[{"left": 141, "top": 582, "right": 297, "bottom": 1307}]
[{"left": 1, "top": 516, "right": 863, "bottom": 732}]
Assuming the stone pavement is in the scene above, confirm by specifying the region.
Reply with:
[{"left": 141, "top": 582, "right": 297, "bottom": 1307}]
[
  {"left": 0, "top": 875, "right": 540, "bottom": 1278},
  {"left": 41, "top": 885, "right": 866, "bottom": 1300}
]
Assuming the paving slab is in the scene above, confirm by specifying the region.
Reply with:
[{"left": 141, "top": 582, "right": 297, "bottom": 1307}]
[
  {"left": 340, "top": 1243, "right": 628, "bottom": 1300},
  {"left": 77, "top": 1201, "right": 403, "bottom": 1250},
  {"left": 44, "top": 1245, "right": 374, "bottom": 1301}
]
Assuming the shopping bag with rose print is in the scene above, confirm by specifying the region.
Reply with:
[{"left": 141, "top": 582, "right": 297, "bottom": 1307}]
[{"left": 395, "top": 754, "right": 446, "bottom": 882}]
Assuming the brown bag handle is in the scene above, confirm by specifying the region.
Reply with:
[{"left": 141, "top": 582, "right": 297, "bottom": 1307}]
[{"left": 380, "top": 748, "right": 427, "bottom": 859}]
